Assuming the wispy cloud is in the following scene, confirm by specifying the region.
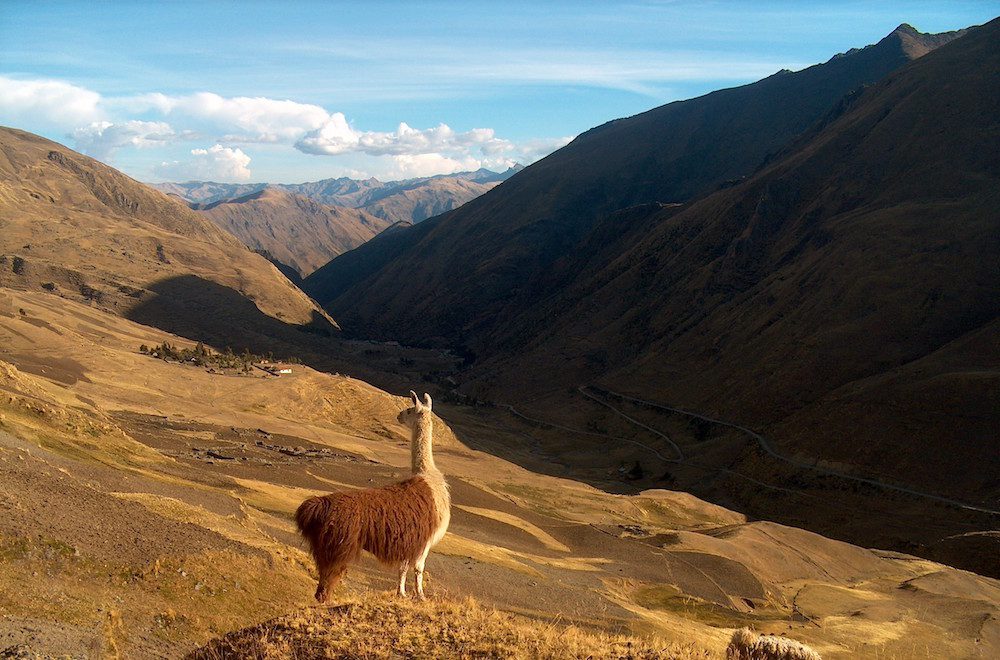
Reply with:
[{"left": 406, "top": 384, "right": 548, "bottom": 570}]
[{"left": 270, "top": 40, "right": 802, "bottom": 98}]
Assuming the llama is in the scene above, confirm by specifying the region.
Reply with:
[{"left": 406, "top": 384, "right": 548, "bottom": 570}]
[
  {"left": 726, "top": 628, "right": 821, "bottom": 660},
  {"left": 295, "top": 391, "right": 450, "bottom": 602}
]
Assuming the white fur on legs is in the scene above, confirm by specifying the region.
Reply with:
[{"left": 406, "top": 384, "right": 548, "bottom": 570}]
[
  {"left": 414, "top": 545, "right": 432, "bottom": 600},
  {"left": 397, "top": 560, "right": 410, "bottom": 597}
]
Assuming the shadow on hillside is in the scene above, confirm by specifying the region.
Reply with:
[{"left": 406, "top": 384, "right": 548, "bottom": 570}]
[
  {"left": 126, "top": 275, "right": 338, "bottom": 357},
  {"left": 127, "top": 275, "right": 346, "bottom": 369},
  {"left": 124, "top": 274, "right": 459, "bottom": 401}
]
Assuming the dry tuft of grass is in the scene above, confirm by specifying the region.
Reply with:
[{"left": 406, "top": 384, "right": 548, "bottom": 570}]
[{"left": 187, "top": 592, "right": 717, "bottom": 659}]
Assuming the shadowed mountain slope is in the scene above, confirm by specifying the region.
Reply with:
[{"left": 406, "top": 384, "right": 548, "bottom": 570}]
[
  {"left": 304, "top": 20, "right": 997, "bottom": 509},
  {"left": 467, "top": 18, "right": 1000, "bottom": 501},
  {"left": 0, "top": 126, "right": 330, "bottom": 329},
  {"left": 304, "top": 23, "right": 965, "bottom": 336},
  {"left": 201, "top": 188, "right": 395, "bottom": 277}
]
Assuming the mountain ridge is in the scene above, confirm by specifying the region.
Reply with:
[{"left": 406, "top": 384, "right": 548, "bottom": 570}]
[
  {"left": 198, "top": 187, "right": 396, "bottom": 277},
  {"left": 297, "top": 19, "right": 999, "bottom": 571},
  {"left": 154, "top": 164, "right": 522, "bottom": 224},
  {"left": 304, "top": 22, "right": 965, "bottom": 332},
  {"left": 0, "top": 125, "right": 327, "bottom": 330}
]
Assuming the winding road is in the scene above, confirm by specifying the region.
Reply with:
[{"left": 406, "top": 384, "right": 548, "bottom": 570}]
[{"left": 581, "top": 385, "right": 1000, "bottom": 517}]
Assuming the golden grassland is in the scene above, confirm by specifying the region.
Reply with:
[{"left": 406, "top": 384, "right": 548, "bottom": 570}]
[
  {"left": 187, "top": 593, "right": 717, "bottom": 660},
  {"left": 1, "top": 288, "right": 998, "bottom": 659}
]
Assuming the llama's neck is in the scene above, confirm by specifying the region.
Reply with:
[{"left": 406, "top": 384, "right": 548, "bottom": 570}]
[{"left": 411, "top": 415, "right": 437, "bottom": 475}]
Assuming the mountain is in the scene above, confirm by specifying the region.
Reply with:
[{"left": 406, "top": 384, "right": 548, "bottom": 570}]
[
  {"left": 155, "top": 165, "right": 520, "bottom": 224},
  {"left": 303, "top": 23, "right": 966, "bottom": 330},
  {"left": 360, "top": 175, "right": 499, "bottom": 224},
  {"left": 0, "top": 126, "right": 326, "bottom": 331},
  {"left": 154, "top": 169, "right": 517, "bottom": 273},
  {"left": 469, "top": 17, "right": 1000, "bottom": 497},
  {"left": 300, "top": 22, "right": 998, "bottom": 538},
  {"left": 153, "top": 180, "right": 266, "bottom": 206},
  {"left": 200, "top": 188, "right": 396, "bottom": 277}
]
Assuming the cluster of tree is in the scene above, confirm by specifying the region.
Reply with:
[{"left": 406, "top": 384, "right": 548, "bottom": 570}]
[{"left": 138, "top": 341, "right": 299, "bottom": 374}]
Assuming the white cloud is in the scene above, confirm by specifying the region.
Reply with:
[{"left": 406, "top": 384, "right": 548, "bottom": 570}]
[
  {"left": 297, "top": 118, "right": 573, "bottom": 176},
  {"left": 0, "top": 75, "right": 572, "bottom": 179},
  {"left": 155, "top": 144, "right": 252, "bottom": 182},
  {"left": 292, "top": 112, "right": 357, "bottom": 154},
  {"left": 0, "top": 75, "right": 103, "bottom": 126},
  {"left": 72, "top": 120, "right": 175, "bottom": 160},
  {"left": 388, "top": 153, "right": 483, "bottom": 179},
  {"left": 295, "top": 118, "right": 516, "bottom": 159},
  {"left": 121, "top": 92, "right": 329, "bottom": 143}
]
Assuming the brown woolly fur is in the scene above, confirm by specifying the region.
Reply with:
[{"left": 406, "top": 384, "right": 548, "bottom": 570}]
[
  {"left": 726, "top": 627, "right": 821, "bottom": 660},
  {"left": 295, "top": 476, "right": 438, "bottom": 602}
]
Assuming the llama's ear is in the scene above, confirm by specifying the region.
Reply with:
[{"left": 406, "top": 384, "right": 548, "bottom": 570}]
[
  {"left": 410, "top": 390, "right": 420, "bottom": 409},
  {"left": 423, "top": 393, "right": 433, "bottom": 411}
]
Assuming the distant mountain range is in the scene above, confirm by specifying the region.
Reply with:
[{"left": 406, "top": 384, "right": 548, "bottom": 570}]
[
  {"left": 153, "top": 165, "right": 522, "bottom": 277},
  {"left": 154, "top": 165, "right": 522, "bottom": 222},
  {"left": 303, "top": 19, "right": 998, "bottom": 508}
]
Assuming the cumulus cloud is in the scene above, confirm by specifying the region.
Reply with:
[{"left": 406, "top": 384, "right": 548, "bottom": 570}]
[
  {"left": 1, "top": 75, "right": 573, "bottom": 179},
  {"left": 388, "top": 153, "right": 484, "bottom": 179},
  {"left": 154, "top": 144, "right": 252, "bottom": 182},
  {"left": 298, "top": 118, "right": 573, "bottom": 175},
  {"left": 72, "top": 120, "right": 175, "bottom": 160},
  {"left": 0, "top": 75, "right": 103, "bottom": 126},
  {"left": 122, "top": 92, "right": 328, "bottom": 143},
  {"left": 295, "top": 117, "right": 516, "bottom": 160}
]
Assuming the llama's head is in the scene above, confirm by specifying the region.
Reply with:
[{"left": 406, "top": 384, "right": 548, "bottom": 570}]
[{"left": 397, "top": 390, "right": 433, "bottom": 427}]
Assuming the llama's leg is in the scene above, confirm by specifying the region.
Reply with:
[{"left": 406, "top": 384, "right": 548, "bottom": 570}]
[
  {"left": 414, "top": 545, "right": 432, "bottom": 600},
  {"left": 397, "top": 560, "right": 411, "bottom": 597}
]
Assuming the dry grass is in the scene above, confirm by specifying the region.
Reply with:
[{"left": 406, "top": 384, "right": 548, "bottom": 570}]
[{"left": 187, "top": 592, "right": 717, "bottom": 659}]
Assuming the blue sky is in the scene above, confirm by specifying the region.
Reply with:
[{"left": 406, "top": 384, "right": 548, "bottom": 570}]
[{"left": 1, "top": 1, "right": 995, "bottom": 183}]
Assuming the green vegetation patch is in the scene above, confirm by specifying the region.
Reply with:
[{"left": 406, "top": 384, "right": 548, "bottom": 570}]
[{"left": 139, "top": 341, "right": 301, "bottom": 375}]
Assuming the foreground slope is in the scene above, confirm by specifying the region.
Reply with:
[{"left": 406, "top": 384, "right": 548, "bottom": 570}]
[
  {"left": 304, "top": 23, "right": 963, "bottom": 331},
  {"left": 1, "top": 288, "right": 997, "bottom": 658},
  {"left": 0, "top": 127, "right": 326, "bottom": 329},
  {"left": 188, "top": 595, "right": 705, "bottom": 659},
  {"left": 200, "top": 188, "right": 395, "bottom": 278}
]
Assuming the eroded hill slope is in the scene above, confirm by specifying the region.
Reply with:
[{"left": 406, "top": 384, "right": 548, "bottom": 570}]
[
  {"left": 200, "top": 188, "right": 395, "bottom": 278},
  {"left": 0, "top": 127, "right": 327, "bottom": 330}
]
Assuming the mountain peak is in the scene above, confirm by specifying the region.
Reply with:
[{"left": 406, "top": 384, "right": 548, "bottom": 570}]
[{"left": 880, "top": 21, "right": 969, "bottom": 58}]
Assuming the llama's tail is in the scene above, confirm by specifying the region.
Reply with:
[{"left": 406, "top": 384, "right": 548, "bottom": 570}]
[{"left": 295, "top": 495, "right": 332, "bottom": 544}]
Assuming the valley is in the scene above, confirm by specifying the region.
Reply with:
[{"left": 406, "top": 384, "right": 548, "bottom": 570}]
[
  {"left": 0, "top": 7, "right": 997, "bottom": 659},
  {"left": 1, "top": 289, "right": 998, "bottom": 658}
]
